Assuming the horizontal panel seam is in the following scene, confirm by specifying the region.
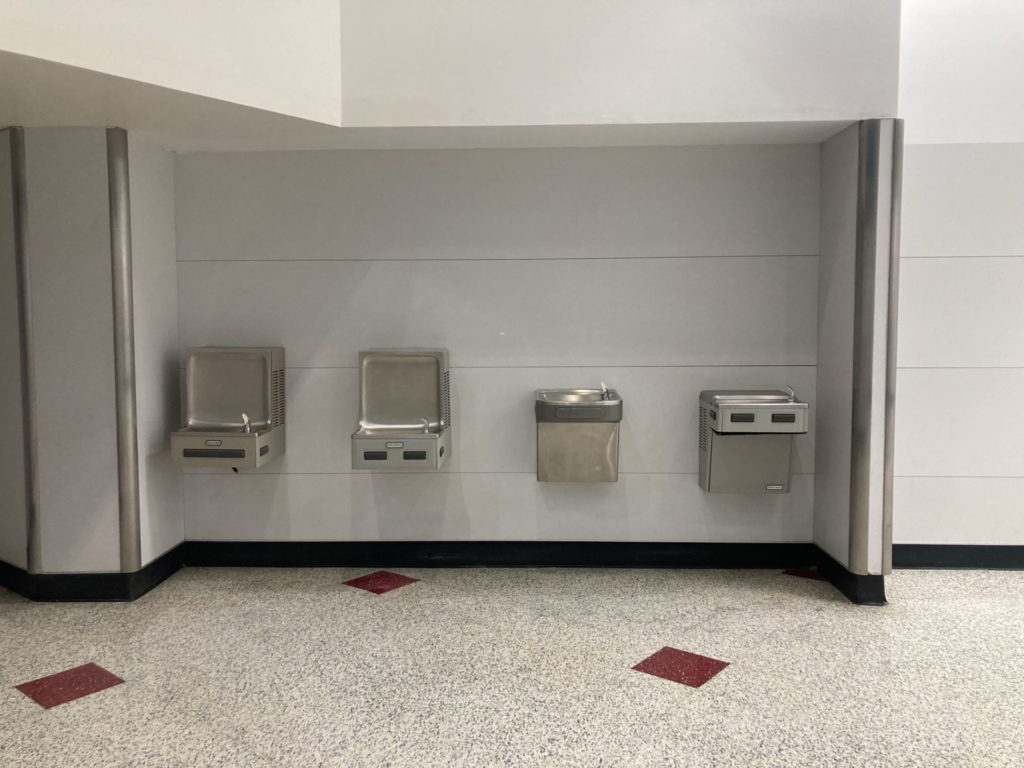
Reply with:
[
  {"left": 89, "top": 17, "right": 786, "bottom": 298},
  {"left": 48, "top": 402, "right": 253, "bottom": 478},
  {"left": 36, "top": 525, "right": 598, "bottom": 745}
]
[
  {"left": 900, "top": 254, "right": 1024, "bottom": 260},
  {"left": 182, "top": 471, "right": 816, "bottom": 477},
  {"left": 178, "top": 364, "right": 819, "bottom": 371},
  {"left": 895, "top": 474, "right": 1024, "bottom": 480},
  {"left": 897, "top": 370, "right": 1024, "bottom": 374},
  {"left": 176, "top": 254, "right": 819, "bottom": 264}
]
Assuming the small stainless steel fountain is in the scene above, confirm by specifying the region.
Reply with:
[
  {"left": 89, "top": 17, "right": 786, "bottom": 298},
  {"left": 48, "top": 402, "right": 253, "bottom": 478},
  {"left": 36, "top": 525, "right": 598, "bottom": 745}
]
[{"left": 535, "top": 386, "right": 623, "bottom": 482}]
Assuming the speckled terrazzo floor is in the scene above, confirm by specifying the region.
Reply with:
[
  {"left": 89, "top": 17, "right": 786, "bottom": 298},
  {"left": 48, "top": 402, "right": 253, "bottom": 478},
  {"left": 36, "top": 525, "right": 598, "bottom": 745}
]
[{"left": 2, "top": 568, "right": 1023, "bottom": 768}]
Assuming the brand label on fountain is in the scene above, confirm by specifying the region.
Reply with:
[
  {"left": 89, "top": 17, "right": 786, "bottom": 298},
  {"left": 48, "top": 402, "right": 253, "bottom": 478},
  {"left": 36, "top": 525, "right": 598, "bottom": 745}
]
[
  {"left": 386, "top": 441, "right": 404, "bottom": 448},
  {"left": 205, "top": 440, "right": 223, "bottom": 446}
]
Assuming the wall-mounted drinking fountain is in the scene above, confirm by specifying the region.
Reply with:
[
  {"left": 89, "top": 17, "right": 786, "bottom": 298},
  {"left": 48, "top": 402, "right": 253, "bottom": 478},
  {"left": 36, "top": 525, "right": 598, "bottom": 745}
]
[
  {"left": 351, "top": 348, "right": 452, "bottom": 470},
  {"left": 698, "top": 389, "right": 807, "bottom": 493},
  {"left": 536, "top": 386, "right": 623, "bottom": 482},
  {"left": 171, "top": 347, "right": 287, "bottom": 469}
]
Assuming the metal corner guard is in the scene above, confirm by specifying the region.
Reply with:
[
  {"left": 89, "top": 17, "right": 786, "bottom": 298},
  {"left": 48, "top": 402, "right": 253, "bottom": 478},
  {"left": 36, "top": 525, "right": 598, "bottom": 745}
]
[
  {"left": 8, "top": 126, "right": 42, "bottom": 574},
  {"left": 848, "top": 118, "right": 903, "bottom": 577},
  {"left": 106, "top": 127, "right": 142, "bottom": 573}
]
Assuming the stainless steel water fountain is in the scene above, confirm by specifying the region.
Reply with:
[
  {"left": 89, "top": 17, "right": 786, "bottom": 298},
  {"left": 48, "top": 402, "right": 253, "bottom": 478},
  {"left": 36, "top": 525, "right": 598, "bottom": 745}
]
[
  {"left": 698, "top": 389, "right": 807, "bottom": 493},
  {"left": 171, "top": 347, "right": 286, "bottom": 469},
  {"left": 535, "top": 385, "right": 623, "bottom": 482},
  {"left": 351, "top": 349, "right": 451, "bottom": 470}
]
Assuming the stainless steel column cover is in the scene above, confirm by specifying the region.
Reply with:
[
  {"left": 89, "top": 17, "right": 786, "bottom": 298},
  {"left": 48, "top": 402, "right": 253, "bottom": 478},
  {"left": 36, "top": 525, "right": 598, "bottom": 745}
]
[
  {"left": 9, "top": 127, "right": 42, "bottom": 574},
  {"left": 882, "top": 121, "right": 904, "bottom": 575},
  {"left": 106, "top": 128, "right": 141, "bottom": 573},
  {"left": 849, "top": 119, "right": 902, "bottom": 576}
]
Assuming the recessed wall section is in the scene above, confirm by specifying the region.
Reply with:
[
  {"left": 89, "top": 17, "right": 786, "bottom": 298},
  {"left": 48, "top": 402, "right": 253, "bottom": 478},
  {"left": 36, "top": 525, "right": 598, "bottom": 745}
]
[
  {"left": 175, "top": 146, "right": 819, "bottom": 262},
  {"left": 175, "top": 144, "right": 821, "bottom": 544},
  {"left": 179, "top": 256, "right": 817, "bottom": 370},
  {"left": 184, "top": 473, "right": 815, "bottom": 543}
]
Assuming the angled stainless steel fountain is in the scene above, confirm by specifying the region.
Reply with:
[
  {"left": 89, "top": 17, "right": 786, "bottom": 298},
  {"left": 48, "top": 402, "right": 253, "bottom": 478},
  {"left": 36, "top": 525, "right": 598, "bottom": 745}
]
[
  {"left": 171, "top": 347, "right": 286, "bottom": 469},
  {"left": 351, "top": 348, "right": 451, "bottom": 470}
]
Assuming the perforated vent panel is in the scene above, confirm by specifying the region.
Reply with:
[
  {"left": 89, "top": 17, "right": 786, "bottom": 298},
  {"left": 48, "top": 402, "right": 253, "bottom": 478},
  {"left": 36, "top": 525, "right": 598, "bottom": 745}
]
[
  {"left": 699, "top": 406, "right": 708, "bottom": 452},
  {"left": 271, "top": 368, "right": 286, "bottom": 427},
  {"left": 442, "top": 370, "right": 451, "bottom": 428}
]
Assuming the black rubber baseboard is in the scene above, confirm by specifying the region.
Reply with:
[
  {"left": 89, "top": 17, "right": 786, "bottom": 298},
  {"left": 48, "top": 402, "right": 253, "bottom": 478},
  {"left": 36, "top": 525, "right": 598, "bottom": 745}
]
[
  {"left": 185, "top": 541, "right": 888, "bottom": 604},
  {"left": 183, "top": 540, "right": 820, "bottom": 570},
  {"left": 0, "top": 544, "right": 184, "bottom": 602},
  {"left": 893, "top": 544, "right": 1024, "bottom": 569},
  {"left": 815, "top": 549, "right": 886, "bottom": 605},
  {"left": 2, "top": 541, "right": 892, "bottom": 605},
  {"left": 185, "top": 540, "right": 883, "bottom": 606}
]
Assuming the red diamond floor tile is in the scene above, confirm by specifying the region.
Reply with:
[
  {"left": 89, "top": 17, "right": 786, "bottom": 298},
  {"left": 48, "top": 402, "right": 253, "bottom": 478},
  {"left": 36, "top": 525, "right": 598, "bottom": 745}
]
[
  {"left": 343, "top": 570, "right": 419, "bottom": 595},
  {"left": 15, "top": 663, "right": 124, "bottom": 709},
  {"left": 782, "top": 567, "right": 829, "bottom": 582},
  {"left": 632, "top": 647, "right": 729, "bottom": 688}
]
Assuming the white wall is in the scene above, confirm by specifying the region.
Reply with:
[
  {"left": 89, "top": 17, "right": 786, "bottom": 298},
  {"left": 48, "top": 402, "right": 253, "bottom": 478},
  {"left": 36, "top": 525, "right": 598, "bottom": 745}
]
[
  {"left": 128, "top": 134, "right": 184, "bottom": 566},
  {"left": 340, "top": 0, "right": 899, "bottom": 127},
  {"left": 24, "top": 129, "right": 120, "bottom": 572},
  {"left": 894, "top": 148, "right": 1024, "bottom": 545},
  {"left": 0, "top": 1, "right": 342, "bottom": 126},
  {"left": 894, "top": 2, "right": 1024, "bottom": 545},
  {"left": 175, "top": 145, "right": 820, "bottom": 543},
  {"left": 812, "top": 125, "right": 858, "bottom": 567},
  {"left": 0, "top": 128, "right": 28, "bottom": 569},
  {"left": 899, "top": 0, "right": 1024, "bottom": 146}
]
